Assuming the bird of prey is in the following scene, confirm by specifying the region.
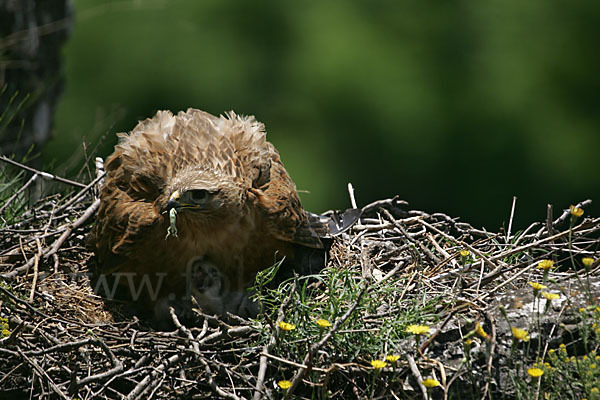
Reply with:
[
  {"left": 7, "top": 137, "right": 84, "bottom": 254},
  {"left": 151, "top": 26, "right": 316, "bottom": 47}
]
[{"left": 91, "top": 108, "right": 326, "bottom": 319}]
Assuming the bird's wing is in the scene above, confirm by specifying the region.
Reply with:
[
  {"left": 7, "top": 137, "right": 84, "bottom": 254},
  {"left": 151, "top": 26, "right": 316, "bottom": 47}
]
[
  {"left": 92, "top": 146, "right": 163, "bottom": 263},
  {"left": 250, "top": 159, "right": 326, "bottom": 249},
  {"left": 215, "top": 111, "right": 326, "bottom": 249}
]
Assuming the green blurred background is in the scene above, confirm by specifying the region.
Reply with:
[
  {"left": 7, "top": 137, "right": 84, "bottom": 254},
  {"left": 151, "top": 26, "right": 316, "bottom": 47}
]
[{"left": 46, "top": 0, "right": 600, "bottom": 230}]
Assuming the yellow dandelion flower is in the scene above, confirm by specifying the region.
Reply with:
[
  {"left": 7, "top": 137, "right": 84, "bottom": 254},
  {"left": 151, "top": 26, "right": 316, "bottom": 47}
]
[
  {"left": 475, "top": 322, "right": 488, "bottom": 339},
  {"left": 548, "top": 349, "right": 555, "bottom": 354},
  {"left": 464, "top": 339, "right": 473, "bottom": 346},
  {"left": 386, "top": 355, "right": 401, "bottom": 362},
  {"left": 459, "top": 250, "right": 470, "bottom": 258},
  {"left": 315, "top": 319, "right": 331, "bottom": 328},
  {"left": 591, "top": 387, "right": 599, "bottom": 393},
  {"left": 582, "top": 257, "right": 594, "bottom": 268},
  {"left": 422, "top": 378, "right": 441, "bottom": 388},
  {"left": 1, "top": 329, "right": 9, "bottom": 337},
  {"left": 370, "top": 360, "right": 387, "bottom": 369},
  {"left": 542, "top": 292, "right": 560, "bottom": 301},
  {"left": 277, "top": 380, "right": 292, "bottom": 389},
  {"left": 579, "top": 307, "right": 587, "bottom": 313},
  {"left": 405, "top": 324, "right": 431, "bottom": 335},
  {"left": 528, "top": 282, "right": 547, "bottom": 290},
  {"left": 511, "top": 327, "right": 530, "bottom": 341},
  {"left": 278, "top": 321, "right": 296, "bottom": 331},
  {"left": 537, "top": 260, "right": 554, "bottom": 270},
  {"left": 591, "top": 364, "right": 597, "bottom": 369},
  {"left": 528, "top": 368, "right": 544, "bottom": 377},
  {"left": 570, "top": 205, "right": 584, "bottom": 217}
]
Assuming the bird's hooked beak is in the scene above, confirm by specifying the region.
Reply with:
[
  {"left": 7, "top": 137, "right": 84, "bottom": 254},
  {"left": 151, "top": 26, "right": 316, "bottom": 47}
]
[{"left": 167, "top": 190, "right": 181, "bottom": 211}]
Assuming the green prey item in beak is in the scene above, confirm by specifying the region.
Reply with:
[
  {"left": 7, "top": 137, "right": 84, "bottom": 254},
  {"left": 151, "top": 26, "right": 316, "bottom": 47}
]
[
  {"left": 165, "top": 207, "right": 178, "bottom": 239},
  {"left": 165, "top": 190, "right": 180, "bottom": 239}
]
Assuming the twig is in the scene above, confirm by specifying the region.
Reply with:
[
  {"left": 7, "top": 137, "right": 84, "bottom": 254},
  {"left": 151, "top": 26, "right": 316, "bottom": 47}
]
[
  {"left": 55, "top": 172, "right": 105, "bottom": 214},
  {"left": 361, "top": 195, "right": 409, "bottom": 215},
  {"left": 347, "top": 182, "right": 358, "bottom": 209},
  {"left": 28, "top": 238, "right": 42, "bottom": 302},
  {"left": 545, "top": 204, "right": 554, "bottom": 237},
  {"left": 480, "top": 312, "right": 496, "bottom": 400},
  {"left": 170, "top": 308, "right": 242, "bottom": 400},
  {"left": 17, "top": 348, "right": 71, "bottom": 400},
  {"left": 489, "top": 225, "right": 582, "bottom": 263},
  {"left": 2, "top": 198, "right": 100, "bottom": 278},
  {"left": 258, "top": 351, "right": 327, "bottom": 372},
  {"left": 201, "top": 361, "right": 243, "bottom": 400},
  {"left": 285, "top": 285, "right": 368, "bottom": 398},
  {"left": 406, "top": 354, "right": 428, "bottom": 400},
  {"left": 506, "top": 196, "right": 517, "bottom": 242},
  {"left": 0, "top": 173, "right": 38, "bottom": 215},
  {"left": 0, "top": 155, "right": 87, "bottom": 188},
  {"left": 551, "top": 199, "right": 592, "bottom": 228},
  {"left": 25, "top": 338, "right": 96, "bottom": 356},
  {"left": 419, "top": 311, "right": 456, "bottom": 355},
  {"left": 253, "top": 345, "right": 270, "bottom": 400},
  {"left": 44, "top": 199, "right": 101, "bottom": 261},
  {"left": 383, "top": 209, "right": 441, "bottom": 264},
  {"left": 126, "top": 354, "right": 183, "bottom": 400},
  {"left": 73, "top": 337, "right": 123, "bottom": 389},
  {"left": 253, "top": 280, "right": 298, "bottom": 400}
]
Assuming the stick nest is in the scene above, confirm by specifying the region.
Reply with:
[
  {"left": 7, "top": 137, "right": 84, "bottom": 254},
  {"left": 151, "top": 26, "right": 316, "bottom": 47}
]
[{"left": 1, "top": 159, "right": 599, "bottom": 399}]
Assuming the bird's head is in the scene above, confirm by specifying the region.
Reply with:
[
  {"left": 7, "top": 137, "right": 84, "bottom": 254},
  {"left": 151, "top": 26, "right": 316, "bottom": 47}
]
[
  {"left": 166, "top": 188, "right": 222, "bottom": 212},
  {"left": 164, "top": 167, "right": 244, "bottom": 224}
]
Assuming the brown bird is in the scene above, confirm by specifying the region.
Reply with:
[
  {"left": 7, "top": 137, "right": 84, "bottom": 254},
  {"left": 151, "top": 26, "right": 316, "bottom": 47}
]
[{"left": 91, "top": 108, "right": 326, "bottom": 318}]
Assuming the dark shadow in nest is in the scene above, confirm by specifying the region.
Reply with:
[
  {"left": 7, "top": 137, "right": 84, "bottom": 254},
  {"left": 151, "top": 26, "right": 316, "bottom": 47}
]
[
  {"left": 86, "top": 255, "right": 158, "bottom": 329},
  {"left": 86, "top": 247, "right": 328, "bottom": 330}
]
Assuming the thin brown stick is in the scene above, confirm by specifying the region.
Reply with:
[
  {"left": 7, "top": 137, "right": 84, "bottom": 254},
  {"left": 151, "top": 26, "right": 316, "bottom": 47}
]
[
  {"left": 28, "top": 238, "right": 42, "bottom": 303},
  {"left": 45, "top": 199, "right": 101, "bottom": 261},
  {"left": 253, "top": 280, "right": 298, "bottom": 400},
  {"left": 0, "top": 155, "right": 87, "bottom": 188},
  {"left": 506, "top": 196, "right": 517, "bottom": 242},
  {"left": 0, "top": 173, "right": 38, "bottom": 215},
  {"left": 17, "top": 348, "right": 71, "bottom": 400},
  {"left": 285, "top": 286, "right": 368, "bottom": 398},
  {"left": 55, "top": 172, "right": 105, "bottom": 214},
  {"left": 406, "top": 354, "right": 428, "bottom": 400}
]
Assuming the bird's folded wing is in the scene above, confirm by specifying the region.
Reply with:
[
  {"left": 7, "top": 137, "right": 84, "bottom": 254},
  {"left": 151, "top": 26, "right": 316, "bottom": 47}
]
[
  {"left": 93, "top": 154, "right": 162, "bottom": 262},
  {"left": 253, "top": 162, "right": 325, "bottom": 249}
]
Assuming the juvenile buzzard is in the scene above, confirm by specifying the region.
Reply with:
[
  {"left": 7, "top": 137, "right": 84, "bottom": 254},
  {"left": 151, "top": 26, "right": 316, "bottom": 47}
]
[{"left": 91, "top": 109, "right": 325, "bottom": 318}]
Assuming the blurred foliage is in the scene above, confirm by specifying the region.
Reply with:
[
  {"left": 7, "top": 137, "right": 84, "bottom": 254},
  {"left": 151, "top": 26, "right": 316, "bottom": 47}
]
[{"left": 47, "top": 0, "right": 600, "bottom": 229}]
